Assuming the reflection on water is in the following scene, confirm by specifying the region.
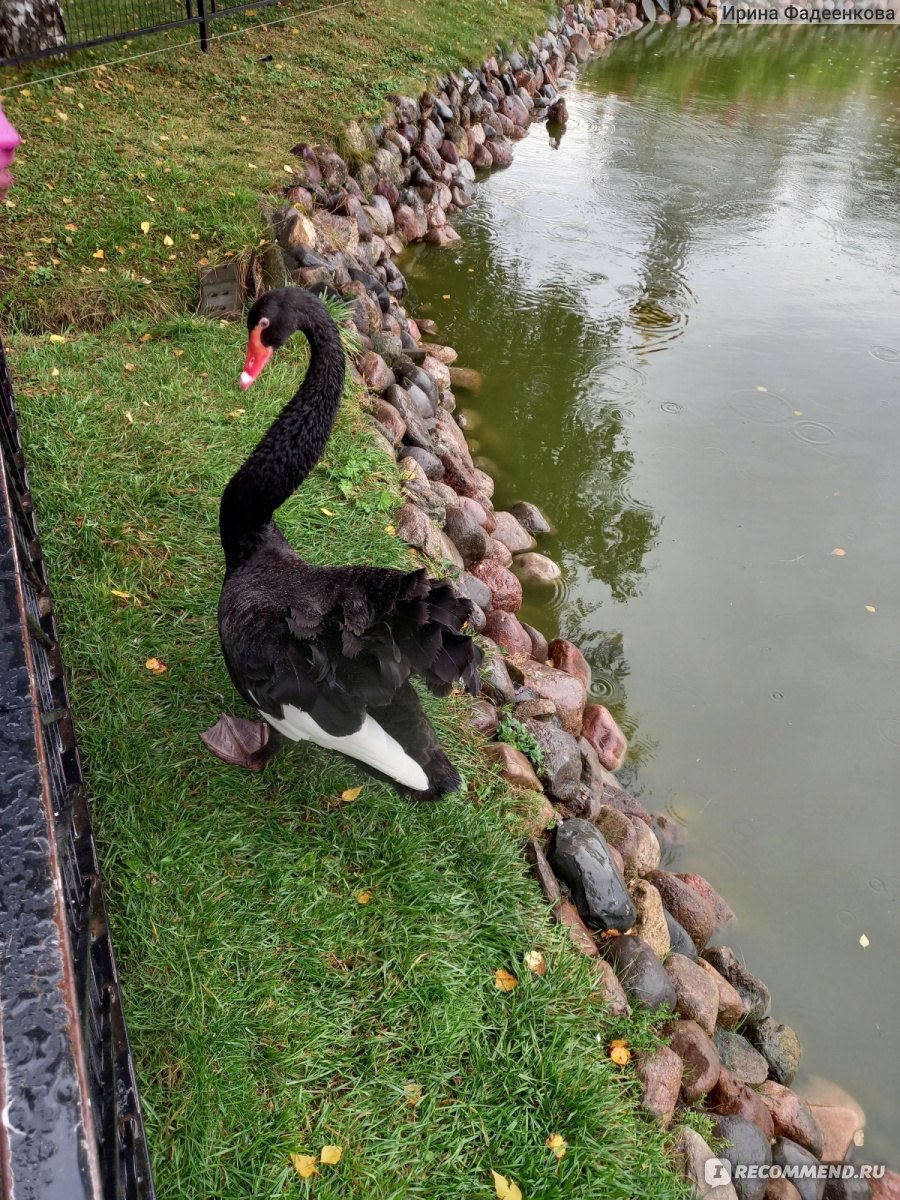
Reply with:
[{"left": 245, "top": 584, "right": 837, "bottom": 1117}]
[{"left": 406, "top": 25, "right": 900, "bottom": 1164}]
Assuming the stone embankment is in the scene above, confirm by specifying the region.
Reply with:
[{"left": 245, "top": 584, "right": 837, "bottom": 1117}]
[{"left": 258, "top": 4, "right": 894, "bottom": 1195}]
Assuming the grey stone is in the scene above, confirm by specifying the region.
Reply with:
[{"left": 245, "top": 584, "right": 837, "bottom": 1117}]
[
  {"left": 523, "top": 720, "right": 582, "bottom": 805},
  {"left": 749, "top": 1016, "right": 802, "bottom": 1087},
  {"left": 712, "top": 1115, "right": 773, "bottom": 1200},
  {"left": 772, "top": 1139, "right": 825, "bottom": 1200},
  {"left": 714, "top": 1028, "right": 769, "bottom": 1087},
  {"left": 549, "top": 819, "right": 636, "bottom": 932},
  {"left": 509, "top": 500, "right": 552, "bottom": 534},
  {"left": 458, "top": 571, "right": 492, "bottom": 611},
  {"left": 702, "top": 946, "right": 771, "bottom": 1021},
  {"left": 605, "top": 935, "right": 678, "bottom": 1012},
  {"left": 443, "top": 505, "right": 490, "bottom": 566}
]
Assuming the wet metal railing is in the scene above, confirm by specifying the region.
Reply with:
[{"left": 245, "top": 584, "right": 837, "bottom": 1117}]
[{"left": 0, "top": 338, "right": 155, "bottom": 1200}]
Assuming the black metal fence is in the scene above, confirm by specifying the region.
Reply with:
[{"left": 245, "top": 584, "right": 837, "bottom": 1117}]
[
  {"left": 0, "top": 0, "right": 289, "bottom": 67},
  {"left": 0, "top": 337, "right": 155, "bottom": 1200}
]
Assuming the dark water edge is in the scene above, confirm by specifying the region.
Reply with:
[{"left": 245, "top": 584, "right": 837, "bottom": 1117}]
[{"left": 403, "top": 24, "right": 900, "bottom": 1165}]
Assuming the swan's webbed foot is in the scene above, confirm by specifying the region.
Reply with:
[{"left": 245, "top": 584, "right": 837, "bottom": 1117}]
[{"left": 200, "top": 714, "right": 282, "bottom": 772}]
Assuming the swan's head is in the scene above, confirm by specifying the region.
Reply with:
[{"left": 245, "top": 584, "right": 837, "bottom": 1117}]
[{"left": 240, "top": 288, "right": 335, "bottom": 390}]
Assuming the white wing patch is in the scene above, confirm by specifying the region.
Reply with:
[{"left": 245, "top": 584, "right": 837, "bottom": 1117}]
[{"left": 259, "top": 704, "right": 429, "bottom": 791}]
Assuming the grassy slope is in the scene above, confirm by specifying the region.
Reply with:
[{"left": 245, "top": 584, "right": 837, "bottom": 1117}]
[
  {"left": 11, "top": 324, "right": 689, "bottom": 1196},
  {"left": 1, "top": 0, "right": 550, "bottom": 333},
  {"left": 4, "top": 4, "right": 692, "bottom": 1195}
]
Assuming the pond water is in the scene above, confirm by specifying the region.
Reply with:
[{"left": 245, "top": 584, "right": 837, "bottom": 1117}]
[{"left": 403, "top": 26, "right": 900, "bottom": 1165}]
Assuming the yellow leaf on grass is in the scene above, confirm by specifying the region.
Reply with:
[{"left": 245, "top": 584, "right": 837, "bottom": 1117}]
[
  {"left": 403, "top": 1081, "right": 423, "bottom": 1106},
  {"left": 92, "top": 248, "right": 105, "bottom": 259},
  {"left": 64, "top": 222, "right": 78, "bottom": 232},
  {"left": 831, "top": 548, "right": 846, "bottom": 556},
  {"left": 356, "top": 890, "right": 372, "bottom": 905},
  {"left": 609, "top": 1039, "right": 631, "bottom": 1066},
  {"left": 173, "top": 348, "right": 184, "bottom": 357},
  {"left": 139, "top": 333, "right": 153, "bottom": 343},
  {"left": 163, "top": 235, "right": 174, "bottom": 247},
  {"left": 227, "top": 409, "right": 246, "bottom": 419},
  {"left": 384, "top": 524, "right": 396, "bottom": 536},
  {"left": 494, "top": 969, "right": 517, "bottom": 992},
  {"left": 144, "top": 657, "right": 168, "bottom": 674},
  {"left": 320, "top": 1145, "right": 342, "bottom": 1165},
  {"left": 140, "top": 221, "right": 151, "bottom": 234},
  {"left": 51, "top": 368, "right": 59, "bottom": 377},
  {"left": 110, "top": 589, "right": 130, "bottom": 599},
  {"left": 491, "top": 1170, "right": 523, "bottom": 1200},
  {"left": 546, "top": 1132, "right": 567, "bottom": 1161},
  {"left": 124, "top": 363, "right": 136, "bottom": 372},
  {"left": 341, "top": 786, "right": 363, "bottom": 801},
  {"left": 49, "top": 334, "right": 66, "bottom": 344},
  {"left": 290, "top": 1154, "right": 317, "bottom": 1178},
  {"left": 124, "top": 411, "right": 134, "bottom": 425},
  {"left": 320, "top": 507, "right": 335, "bottom": 517},
  {"left": 524, "top": 950, "right": 546, "bottom": 976}
]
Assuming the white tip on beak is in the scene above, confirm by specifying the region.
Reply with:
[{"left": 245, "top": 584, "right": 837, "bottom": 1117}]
[{"left": 239, "top": 371, "right": 254, "bottom": 390}]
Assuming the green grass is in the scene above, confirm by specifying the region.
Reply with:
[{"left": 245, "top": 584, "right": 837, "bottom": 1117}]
[
  {"left": 9, "top": 321, "right": 691, "bottom": 1196},
  {"left": 0, "top": 0, "right": 554, "bottom": 333}
]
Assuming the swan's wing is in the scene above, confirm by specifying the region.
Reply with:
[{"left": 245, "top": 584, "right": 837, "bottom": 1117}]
[{"left": 233, "top": 566, "right": 482, "bottom": 740}]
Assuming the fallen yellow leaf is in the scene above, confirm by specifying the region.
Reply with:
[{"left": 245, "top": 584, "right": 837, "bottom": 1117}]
[
  {"left": 51, "top": 368, "right": 59, "bottom": 377},
  {"left": 341, "top": 786, "right": 363, "bottom": 801},
  {"left": 144, "top": 657, "right": 168, "bottom": 674},
  {"left": 609, "top": 1039, "right": 631, "bottom": 1066},
  {"left": 320, "top": 507, "right": 335, "bottom": 517},
  {"left": 49, "top": 334, "right": 66, "bottom": 344},
  {"left": 320, "top": 1145, "right": 342, "bottom": 1165},
  {"left": 163, "top": 235, "right": 174, "bottom": 247},
  {"left": 546, "top": 1132, "right": 567, "bottom": 1161},
  {"left": 173, "top": 348, "right": 184, "bottom": 357},
  {"left": 64, "top": 222, "right": 77, "bottom": 232},
  {"left": 865, "top": 605, "right": 876, "bottom": 613},
  {"left": 140, "top": 221, "right": 151, "bottom": 235},
  {"left": 92, "top": 248, "right": 105, "bottom": 259},
  {"left": 139, "top": 333, "right": 153, "bottom": 343},
  {"left": 290, "top": 1154, "right": 317, "bottom": 1178},
  {"left": 110, "top": 589, "right": 130, "bottom": 599},
  {"left": 124, "top": 411, "right": 134, "bottom": 425},
  {"left": 491, "top": 1170, "right": 523, "bottom": 1200},
  {"left": 384, "top": 524, "right": 396, "bottom": 536},
  {"left": 227, "top": 409, "right": 246, "bottom": 418},
  {"left": 524, "top": 950, "right": 546, "bottom": 977},
  {"left": 403, "top": 1081, "right": 423, "bottom": 1106},
  {"left": 442, "top": 293, "right": 451, "bottom": 300},
  {"left": 494, "top": 969, "right": 518, "bottom": 993},
  {"left": 356, "top": 890, "right": 372, "bottom": 905},
  {"left": 831, "top": 548, "right": 846, "bottom": 556},
  {"left": 859, "top": 933, "right": 870, "bottom": 947},
  {"left": 124, "top": 363, "right": 136, "bottom": 372}
]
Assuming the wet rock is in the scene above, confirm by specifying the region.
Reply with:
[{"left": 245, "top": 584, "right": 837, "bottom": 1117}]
[
  {"left": 605, "top": 935, "right": 677, "bottom": 1012},
  {"left": 443, "top": 504, "right": 490, "bottom": 566},
  {"left": 469, "top": 698, "right": 499, "bottom": 737},
  {"left": 702, "top": 946, "right": 771, "bottom": 1021},
  {"left": 487, "top": 136, "right": 515, "bottom": 167},
  {"left": 525, "top": 839, "right": 561, "bottom": 908},
  {"left": 402, "top": 446, "right": 444, "bottom": 479},
  {"left": 714, "top": 1028, "right": 770, "bottom": 1087},
  {"left": 395, "top": 503, "right": 431, "bottom": 551},
  {"left": 768, "top": 1182, "right": 804, "bottom": 1200},
  {"left": 712, "top": 1115, "right": 773, "bottom": 1200},
  {"left": 358, "top": 351, "right": 395, "bottom": 393},
  {"left": 390, "top": 94, "right": 420, "bottom": 124},
  {"left": 581, "top": 704, "right": 627, "bottom": 771},
  {"left": 677, "top": 872, "right": 736, "bottom": 926},
  {"left": 479, "top": 643, "right": 516, "bottom": 704},
  {"left": 698, "top": 959, "right": 744, "bottom": 1028},
  {"left": 628, "top": 815, "right": 661, "bottom": 875},
  {"left": 456, "top": 495, "right": 496, "bottom": 533},
  {"left": 483, "top": 610, "right": 532, "bottom": 656},
  {"left": 448, "top": 365, "right": 483, "bottom": 391},
  {"left": 514, "top": 698, "right": 557, "bottom": 722},
  {"left": 771, "top": 1139, "right": 826, "bottom": 1200},
  {"left": 515, "top": 657, "right": 587, "bottom": 735},
  {"left": 289, "top": 142, "right": 322, "bottom": 186},
  {"left": 590, "top": 957, "right": 631, "bottom": 1017},
  {"left": 395, "top": 203, "right": 428, "bottom": 241},
  {"left": 524, "top": 721, "right": 582, "bottom": 805},
  {"left": 635, "top": 1045, "right": 683, "bottom": 1127},
  {"left": 665, "top": 910, "right": 698, "bottom": 961},
  {"left": 750, "top": 1016, "right": 802, "bottom": 1087},
  {"left": 568, "top": 31, "right": 592, "bottom": 60},
  {"left": 669, "top": 1019, "right": 721, "bottom": 1103},
  {"left": 487, "top": 536, "right": 514, "bottom": 568},
  {"left": 665, "top": 952, "right": 719, "bottom": 1035},
  {"left": 522, "top": 621, "right": 549, "bottom": 662},
  {"left": 549, "top": 819, "right": 636, "bottom": 932},
  {"left": 369, "top": 396, "right": 406, "bottom": 444},
  {"left": 471, "top": 142, "right": 494, "bottom": 169},
  {"left": 513, "top": 551, "right": 562, "bottom": 584},
  {"left": 708, "top": 1066, "right": 776, "bottom": 1142},
  {"left": 870, "top": 1172, "right": 900, "bottom": 1200},
  {"left": 441, "top": 453, "right": 485, "bottom": 498},
  {"left": 470, "top": 559, "right": 522, "bottom": 612},
  {"left": 278, "top": 206, "right": 318, "bottom": 251},
  {"left": 758, "top": 1082, "right": 824, "bottom": 1158},
  {"left": 485, "top": 742, "right": 543, "bottom": 792},
  {"left": 593, "top": 804, "right": 639, "bottom": 870},
  {"left": 426, "top": 226, "right": 462, "bottom": 248},
  {"left": 492, "top": 510, "right": 535, "bottom": 553},
  {"left": 647, "top": 869, "right": 717, "bottom": 951},
  {"left": 555, "top": 898, "right": 598, "bottom": 956},
  {"left": 673, "top": 1126, "right": 739, "bottom": 1200},
  {"left": 547, "top": 638, "right": 591, "bottom": 690},
  {"left": 630, "top": 880, "right": 671, "bottom": 960},
  {"left": 458, "top": 570, "right": 492, "bottom": 611},
  {"left": 823, "top": 1181, "right": 872, "bottom": 1200},
  {"left": 807, "top": 1106, "right": 864, "bottom": 1162},
  {"left": 509, "top": 500, "right": 552, "bottom": 535}
]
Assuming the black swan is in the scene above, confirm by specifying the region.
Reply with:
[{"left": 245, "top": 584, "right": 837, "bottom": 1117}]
[{"left": 200, "top": 287, "right": 482, "bottom": 802}]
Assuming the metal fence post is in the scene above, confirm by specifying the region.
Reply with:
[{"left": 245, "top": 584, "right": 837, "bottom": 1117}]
[{"left": 198, "top": 0, "right": 210, "bottom": 51}]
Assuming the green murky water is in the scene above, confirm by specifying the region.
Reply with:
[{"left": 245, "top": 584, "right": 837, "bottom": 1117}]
[{"left": 405, "top": 26, "right": 900, "bottom": 1164}]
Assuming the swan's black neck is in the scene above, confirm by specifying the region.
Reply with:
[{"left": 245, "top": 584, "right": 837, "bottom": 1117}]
[{"left": 219, "top": 290, "right": 345, "bottom": 571}]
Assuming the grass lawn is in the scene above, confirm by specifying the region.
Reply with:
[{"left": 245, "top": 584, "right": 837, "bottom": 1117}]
[
  {"left": 10, "top": 323, "right": 692, "bottom": 1196},
  {"left": 1, "top": 0, "right": 553, "bottom": 334}
]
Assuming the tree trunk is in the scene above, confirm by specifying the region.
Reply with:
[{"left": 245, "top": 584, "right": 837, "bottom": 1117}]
[{"left": 0, "top": 0, "right": 67, "bottom": 61}]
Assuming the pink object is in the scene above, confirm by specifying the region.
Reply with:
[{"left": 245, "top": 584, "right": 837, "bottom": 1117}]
[
  {"left": 581, "top": 703, "right": 628, "bottom": 771},
  {"left": 0, "top": 102, "right": 21, "bottom": 200}
]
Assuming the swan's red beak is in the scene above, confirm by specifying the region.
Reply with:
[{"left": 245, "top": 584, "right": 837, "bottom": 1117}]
[{"left": 239, "top": 326, "right": 272, "bottom": 390}]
